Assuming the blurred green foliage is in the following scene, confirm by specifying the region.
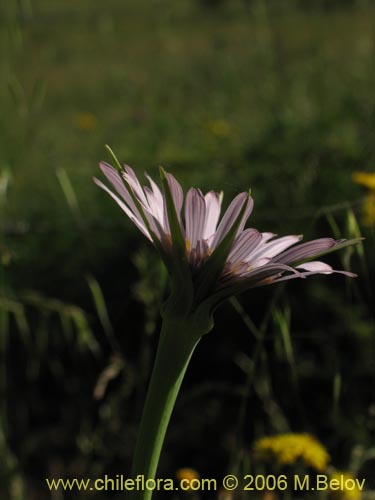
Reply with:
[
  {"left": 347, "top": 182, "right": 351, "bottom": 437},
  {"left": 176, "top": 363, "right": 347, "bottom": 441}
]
[{"left": 0, "top": 0, "right": 374, "bottom": 498}]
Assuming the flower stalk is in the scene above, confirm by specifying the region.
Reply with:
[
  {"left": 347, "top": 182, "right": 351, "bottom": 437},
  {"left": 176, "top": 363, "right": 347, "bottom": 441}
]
[{"left": 129, "top": 314, "right": 211, "bottom": 500}]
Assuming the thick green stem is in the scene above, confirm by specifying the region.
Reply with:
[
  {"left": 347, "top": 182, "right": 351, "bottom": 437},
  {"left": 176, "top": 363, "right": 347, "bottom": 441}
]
[{"left": 129, "top": 316, "right": 205, "bottom": 500}]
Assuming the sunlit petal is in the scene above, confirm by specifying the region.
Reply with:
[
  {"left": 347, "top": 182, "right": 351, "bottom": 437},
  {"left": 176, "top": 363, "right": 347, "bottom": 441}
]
[
  {"left": 203, "top": 191, "right": 222, "bottom": 239},
  {"left": 94, "top": 177, "right": 151, "bottom": 240},
  {"left": 211, "top": 193, "right": 253, "bottom": 250},
  {"left": 185, "top": 188, "right": 206, "bottom": 250}
]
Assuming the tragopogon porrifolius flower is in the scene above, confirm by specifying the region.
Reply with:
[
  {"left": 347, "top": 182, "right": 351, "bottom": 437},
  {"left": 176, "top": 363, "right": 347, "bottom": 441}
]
[
  {"left": 94, "top": 153, "right": 360, "bottom": 500},
  {"left": 95, "top": 161, "right": 356, "bottom": 311}
]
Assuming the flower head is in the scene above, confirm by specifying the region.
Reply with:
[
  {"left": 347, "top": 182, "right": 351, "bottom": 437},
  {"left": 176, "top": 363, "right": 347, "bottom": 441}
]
[
  {"left": 329, "top": 472, "right": 362, "bottom": 500},
  {"left": 95, "top": 161, "right": 358, "bottom": 321},
  {"left": 352, "top": 171, "right": 375, "bottom": 226},
  {"left": 175, "top": 467, "right": 200, "bottom": 486},
  {"left": 361, "top": 193, "right": 375, "bottom": 226},
  {"left": 253, "top": 433, "right": 330, "bottom": 472},
  {"left": 74, "top": 112, "right": 98, "bottom": 131},
  {"left": 352, "top": 171, "right": 375, "bottom": 190}
]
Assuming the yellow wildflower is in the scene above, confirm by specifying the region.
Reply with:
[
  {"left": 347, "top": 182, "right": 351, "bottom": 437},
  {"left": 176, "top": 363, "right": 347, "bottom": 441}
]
[
  {"left": 329, "top": 472, "right": 362, "bottom": 500},
  {"left": 206, "top": 119, "right": 231, "bottom": 138},
  {"left": 352, "top": 171, "right": 375, "bottom": 226},
  {"left": 74, "top": 112, "right": 98, "bottom": 131},
  {"left": 253, "top": 433, "right": 330, "bottom": 472},
  {"left": 362, "top": 193, "right": 375, "bottom": 226},
  {"left": 176, "top": 468, "right": 200, "bottom": 489},
  {"left": 352, "top": 172, "right": 375, "bottom": 190}
]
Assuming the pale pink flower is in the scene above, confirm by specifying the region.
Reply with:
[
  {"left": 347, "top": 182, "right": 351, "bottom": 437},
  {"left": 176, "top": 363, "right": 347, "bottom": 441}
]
[{"left": 94, "top": 162, "right": 358, "bottom": 312}]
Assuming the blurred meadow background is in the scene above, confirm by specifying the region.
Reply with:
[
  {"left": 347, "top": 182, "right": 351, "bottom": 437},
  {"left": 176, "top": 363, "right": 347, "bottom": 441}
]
[{"left": 0, "top": 0, "right": 374, "bottom": 498}]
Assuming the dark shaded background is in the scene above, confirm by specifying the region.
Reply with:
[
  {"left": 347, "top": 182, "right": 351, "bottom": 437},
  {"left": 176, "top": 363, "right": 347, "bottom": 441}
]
[{"left": 0, "top": 0, "right": 374, "bottom": 498}]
